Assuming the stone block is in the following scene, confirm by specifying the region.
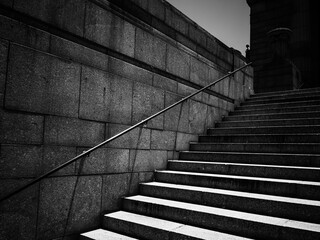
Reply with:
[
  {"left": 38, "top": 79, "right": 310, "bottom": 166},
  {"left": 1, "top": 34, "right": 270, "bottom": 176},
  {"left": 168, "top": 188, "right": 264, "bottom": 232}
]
[
  {"left": 102, "top": 173, "right": 130, "bottom": 212},
  {"left": 42, "top": 146, "right": 77, "bottom": 176},
  {"left": 207, "top": 37, "right": 218, "bottom": 55},
  {"left": 5, "top": 44, "right": 81, "bottom": 117},
  {"left": 0, "top": 109, "right": 43, "bottom": 144},
  {"left": 189, "top": 24, "right": 206, "bottom": 48},
  {"left": 175, "top": 132, "right": 198, "bottom": 151},
  {"left": 0, "top": 144, "right": 42, "bottom": 178},
  {"left": 37, "top": 176, "right": 76, "bottom": 239},
  {"left": 109, "top": 57, "right": 153, "bottom": 85},
  {"left": 0, "top": 39, "right": 8, "bottom": 103},
  {"left": 190, "top": 57, "right": 209, "bottom": 86},
  {"left": 44, "top": 116, "right": 105, "bottom": 146},
  {"left": 76, "top": 147, "right": 130, "bottom": 174},
  {"left": 135, "top": 28, "right": 166, "bottom": 70},
  {"left": 66, "top": 176, "right": 102, "bottom": 234},
  {"left": 132, "top": 83, "right": 164, "bottom": 129},
  {"left": 166, "top": 45, "right": 190, "bottom": 80},
  {"left": 165, "top": 8, "right": 188, "bottom": 35},
  {"left": 129, "top": 149, "right": 167, "bottom": 172},
  {"left": 0, "top": 15, "right": 50, "bottom": 52},
  {"left": 108, "top": 123, "right": 151, "bottom": 149},
  {"left": 164, "top": 92, "right": 189, "bottom": 132},
  {"left": 153, "top": 74, "right": 178, "bottom": 93},
  {"left": 127, "top": 171, "right": 154, "bottom": 195},
  {"left": 130, "top": 0, "right": 148, "bottom": 10},
  {"left": 0, "top": 179, "right": 38, "bottom": 240},
  {"left": 189, "top": 101, "right": 208, "bottom": 134},
  {"left": 14, "top": 0, "right": 85, "bottom": 36},
  {"left": 151, "top": 130, "right": 176, "bottom": 150},
  {"left": 177, "top": 83, "right": 202, "bottom": 102},
  {"left": 148, "top": 0, "right": 165, "bottom": 21},
  {"left": 50, "top": 36, "right": 109, "bottom": 71}
]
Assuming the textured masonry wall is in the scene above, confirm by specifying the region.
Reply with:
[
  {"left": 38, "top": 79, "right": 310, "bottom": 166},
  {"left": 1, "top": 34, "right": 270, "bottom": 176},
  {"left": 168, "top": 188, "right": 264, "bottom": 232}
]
[{"left": 0, "top": 0, "right": 253, "bottom": 239}]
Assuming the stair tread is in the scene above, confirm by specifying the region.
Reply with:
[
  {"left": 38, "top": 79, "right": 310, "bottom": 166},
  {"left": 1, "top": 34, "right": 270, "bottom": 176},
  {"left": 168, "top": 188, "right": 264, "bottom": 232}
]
[
  {"left": 227, "top": 110, "right": 320, "bottom": 118},
  {"left": 80, "top": 228, "right": 138, "bottom": 240},
  {"left": 241, "top": 99, "right": 320, "bottom": 107},
  {"left": 142, "top": 182, "right": 320, "bottom": 207},
  {"left": 156, "top": 170, "right": 320, "bottom": 186},
  {"left": 234, "top": 104, "right": 320, "bottom": 112},
  {"left": 125, "top": 195, "right": 320, "bottom": 233},
  {"left": 218, "top": 117, "right": 320, "bottom": 123},
  {"left": 199, "top": 133, "right": 320, "bottom": 137},
  {"left": 168, "top": 160, "right": 320, "bottom": 171},
  {"left": 191, "top": 142, "right": 320, "bottom": 145},
  {"left": 105, "top": 211, "right": 251, "bottom": 240},
  {"left": 208, "top": 124, "right": 320, "bottom": 130}
]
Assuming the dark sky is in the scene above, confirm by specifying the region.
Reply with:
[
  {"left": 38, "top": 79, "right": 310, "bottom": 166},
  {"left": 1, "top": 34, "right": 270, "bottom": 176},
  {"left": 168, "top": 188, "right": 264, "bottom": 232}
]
[{"left": 166, "top": 0, "right": 250, "bottom": 55}]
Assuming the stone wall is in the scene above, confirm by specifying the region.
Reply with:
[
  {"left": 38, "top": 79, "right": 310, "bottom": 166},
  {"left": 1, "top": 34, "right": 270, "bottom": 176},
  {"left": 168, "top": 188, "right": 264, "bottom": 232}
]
[{"left": 0, "top": 0, "right": 253, "bottom": 239}]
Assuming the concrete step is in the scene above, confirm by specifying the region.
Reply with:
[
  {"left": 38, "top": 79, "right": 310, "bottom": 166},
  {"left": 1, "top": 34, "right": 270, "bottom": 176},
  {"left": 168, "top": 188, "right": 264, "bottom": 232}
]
[
  {"left": 140, "top": 182, "right": 320, "bottom": 223},
  {"left": 216, "top": 118, "right": 320, "bottom": 128},
  {"left": 225, "top": 111, "right": 320, "bottom": 121},
  {"left": 122, "top": 195, "right": 320, "bottom": 240},
  {"left": 155, "top": 170, "right": 320, "bottom": 200},
  {"left": 167, "top": 160, "right": 320, "bottom": 181},
  {"left": 250, "top": 87, "right": 320, "bottom": 99},
  {"left": 230, "top": 105, "right": 320, "bottom": 116},
  {"left": 189, "top": 142, "right": 320, "bottom": 154},
  {"left": 179, "top": 151, "right": 320, "bottom": 167},
  {"left": 207, "top": 125, "right": 320, "bottom": 134},
  {"left": 80, "top": 229, "right": 138, "bottom": 240},
  {"left": 102, "top": 211, "right": 251, "bottom": 240},
  {"left": 245, "top": 93, "right": 320, "bottom": 105},
  {"left": 238, "top": 99, "right": 320, "bottom": 111},
  {"left": 198, "top": 134, "right": 320, "bottom": 143}
]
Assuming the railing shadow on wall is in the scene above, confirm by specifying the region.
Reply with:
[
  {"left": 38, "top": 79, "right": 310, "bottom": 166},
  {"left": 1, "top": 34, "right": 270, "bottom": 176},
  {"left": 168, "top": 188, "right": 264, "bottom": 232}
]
[{"left": 0, "top": 62, "right": 251, "bottom": 205}]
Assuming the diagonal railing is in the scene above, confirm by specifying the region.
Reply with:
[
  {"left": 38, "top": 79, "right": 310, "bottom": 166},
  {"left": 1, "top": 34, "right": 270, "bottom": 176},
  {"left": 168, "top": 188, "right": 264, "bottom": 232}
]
[{"left": 0, "top": 62, "right": 252, "bottom": 203}]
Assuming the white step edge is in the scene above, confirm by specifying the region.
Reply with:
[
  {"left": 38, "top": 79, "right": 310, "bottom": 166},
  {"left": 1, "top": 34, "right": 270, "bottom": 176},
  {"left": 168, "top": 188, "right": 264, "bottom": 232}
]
[
  {"left": 156, "top": 170, "right": 320, "bottom": 186},
  {"left": 106, "top": 211, "right": 252, "bottom": 240},
  {"left": 125, "top": 195, "right": 320, "bottom": 233},
  {"left": 142, "top": 182, "right": 320, "bottom": 207},
  {"left": 80, "top": 228, "right": 138, "bottom": 240}
]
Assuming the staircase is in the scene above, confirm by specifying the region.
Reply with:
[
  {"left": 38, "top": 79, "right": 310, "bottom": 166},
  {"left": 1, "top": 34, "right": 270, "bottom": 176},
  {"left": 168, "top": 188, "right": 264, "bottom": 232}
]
[{"left": 80, "top": 88, "right": 320, "bottom": 240}]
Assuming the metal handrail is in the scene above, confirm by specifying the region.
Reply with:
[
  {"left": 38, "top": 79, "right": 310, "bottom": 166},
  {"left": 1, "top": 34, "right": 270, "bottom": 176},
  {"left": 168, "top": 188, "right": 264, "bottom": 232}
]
[{"left": 0, "top": 62, "right": 252, "bottom": 203}]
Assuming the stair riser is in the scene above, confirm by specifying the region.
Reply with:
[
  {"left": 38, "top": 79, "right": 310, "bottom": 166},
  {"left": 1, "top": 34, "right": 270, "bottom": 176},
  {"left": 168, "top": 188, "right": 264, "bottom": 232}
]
[
  {"left": 207, "top": 126, "right": 320, "bottom": 135},
  {"left": 244, "top": 95, "right": 320, "bottom": 105},
  {"left": 167, "top": 162, "right": 320, "bottom": 181},
  {"left": 122, "top": 199, "right": 319, "bottom": 240},
  {"left": 155, "top": 172, "right": 320, "bottom": 200},
  {"left": 189, "top": 143, "right": 320, "bottom": 154},
  {"left": 231, "top": 105, "right": 320, "bottom": 116},
  {"left": 179, "top": 152, "right": 320, "bottom": 167},
  {"left": 225, "top": 111, "right": 320, "bottom": 121},
  {"left": 216, "top": 119, "right": 320, "bottom": 128},
  {"left": 251, "top": 88, "right": 320, "bottom": 98},
  {"left": 238, "top": 100, "right": 320, "bottom": 110},
  {"left": 140, "top": 184, "right": 320, "bottom": 223},
  {"left": 198, "top": 135, "right": 320, "bottom": 143}
]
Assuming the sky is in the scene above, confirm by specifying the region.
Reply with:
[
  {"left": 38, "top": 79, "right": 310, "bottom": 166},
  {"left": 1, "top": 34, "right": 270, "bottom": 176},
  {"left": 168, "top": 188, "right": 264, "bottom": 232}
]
[{"left": 166, "top": 0, "right": 250, "bottom": 55}]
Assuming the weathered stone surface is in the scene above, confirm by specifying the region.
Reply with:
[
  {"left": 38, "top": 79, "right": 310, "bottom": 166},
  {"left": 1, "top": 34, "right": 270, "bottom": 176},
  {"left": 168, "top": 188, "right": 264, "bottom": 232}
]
[
  {"left": 0, "top": 180, "right": 38, "bottom": 240},
  {"left": 135, "top": 28, "right": 166, "bottom": 70},
  {"left": 109, "top": 57, "right": 153, "bottom": 85},
  {"left": 50, "top": 36, "right": 109, "bottom": 71},
  {"left": 189, "top": 24, "right": 206, "bottom": 47},
  {"left": 102, "top": 173, "right": 130, "bottom": 212},
  {"left": 0, "top": 144, "right": 42, "bottom": 178},
  {"left": 129, "top": 149, "right": 167, "bottom": 171},
  {"left": 14, "top": 0, "right": 85, "bottom": 36},
  {"left": 5, "top": 44, "right": 81, "bottom": 117},
  {"left": 207, "top": 37, "right": 218, "bottom": 55},
  {"left": 132, "top": 83, "right": 164, "bottom": 129},
  {"left": 42, "top": 146, "right": 77, "bottom": 176},
  {"left": 130, "top": 0, "right": 148, "bottom": 10},
  {"left": 151, "top": 130, "right": 176, "bottom": 150},
  {"left": 0, "top": 15, "right": 50, "bottom": 52},
  {"left": 153, "top": 74, "right": 178, "bottom": 93},
  {"left": 177, "top": 83, "right": 202, "bottom": 102},
  {"left": 37, "top": 177, "right": 76, "bottom": 239},
  {"left": 175, "top": 132, "right": 198, "bottom": 151},
  {"left": 205, "top": 106, "right": 220, "bottom": 129},
  {"left": 108, "top": 123, "right": 151, "bottom": 149},
  {"left": 66, "top": 176, "right": 102, "bottom": 234},
  {"left": 76, "top": 147, "right": 130, "bottom": 174},
  {"left": 165, "top": 7, "right": 188, "bottom": 35},
  {"left": 189, "top": 101, "right": 208, "bottom": 134},
  {"left": 190, "top": 57, "right": 209, "bottom": 86},
  {"left": 127, "top": 171, "right": 154, "bottom": 195},
  {"left": 44, "top": 116, "right": 105, "bottom": 146},
  {"left": 148, "top": 0, "right": 165, "bottom": 21},
  {"left": 0, "top": 109, "right": 43, "bottom": 144},
  {"left": 166, "top": 45, "right": 190, "bottom": 80},
  {"left": 0, "top": 39, "right": 8, "bottom": 105}
]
